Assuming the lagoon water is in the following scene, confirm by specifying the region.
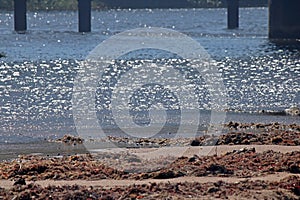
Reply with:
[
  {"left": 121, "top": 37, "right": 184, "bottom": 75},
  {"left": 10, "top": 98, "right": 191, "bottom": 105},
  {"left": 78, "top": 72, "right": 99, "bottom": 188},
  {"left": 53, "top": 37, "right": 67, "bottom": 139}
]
[{"left": 0, "top": 7, "right": 299, "bottom": 147}]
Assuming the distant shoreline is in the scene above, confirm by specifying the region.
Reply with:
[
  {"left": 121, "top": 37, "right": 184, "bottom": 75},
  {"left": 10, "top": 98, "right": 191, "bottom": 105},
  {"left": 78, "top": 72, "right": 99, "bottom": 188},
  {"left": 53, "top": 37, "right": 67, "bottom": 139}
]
[{"left": 0, "top": 0, "right": 268, "bottom": 11}]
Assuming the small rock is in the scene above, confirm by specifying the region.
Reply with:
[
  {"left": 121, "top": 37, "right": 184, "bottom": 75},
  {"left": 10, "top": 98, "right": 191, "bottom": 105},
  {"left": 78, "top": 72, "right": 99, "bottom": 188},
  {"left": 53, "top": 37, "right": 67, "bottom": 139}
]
[
  {"left": 230, "top": 147, "right": 256, "bottom": 155},
  {"left": 190, "top": 140, "right": 200, "bottom": 146},
  {"left": 207, "top": 187, "right": 220, "bottom": 193},
  {"left": 13, "top": 178, "right": 26, "bottom": 185},
  {"left": 285, "top": 106, "right": 300, "bottom": 116},
  {"left": 289, "top": 165, "right": 300, "bottom": 174},
  {"left": 271, "top": 136, "right": 283, "bottom": 144},
  {"left": 227, "top": 121, "right": 239, "bottom": 129},
  {"left": 153, "top": 170, "right": 184, "bottom": 179},
  {"left": 188, "top": 156, "right": 198, "bottom": 162},
  {"left": 292, "top": 185, "right": 300, "bottom": 196},
  {"left": 207, "top": 164, "right": 233, "bottom": 175}
]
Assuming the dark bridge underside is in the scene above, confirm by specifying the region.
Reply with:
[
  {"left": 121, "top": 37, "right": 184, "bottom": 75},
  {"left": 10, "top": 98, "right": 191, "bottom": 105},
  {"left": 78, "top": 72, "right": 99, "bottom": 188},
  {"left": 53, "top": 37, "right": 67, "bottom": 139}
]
[
  {"left": 100, "top": 0, "right": 192, "bottom": 9},
  {"left": 100, "top": 0, "right": 268, "bottom": 9}
]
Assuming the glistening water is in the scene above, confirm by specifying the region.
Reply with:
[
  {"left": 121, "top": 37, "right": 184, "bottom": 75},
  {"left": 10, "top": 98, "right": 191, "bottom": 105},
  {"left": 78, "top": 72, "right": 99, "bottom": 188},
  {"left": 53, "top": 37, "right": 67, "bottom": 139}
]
[{"left": 0, "top": 8, "right": 299, "bottom": 149}]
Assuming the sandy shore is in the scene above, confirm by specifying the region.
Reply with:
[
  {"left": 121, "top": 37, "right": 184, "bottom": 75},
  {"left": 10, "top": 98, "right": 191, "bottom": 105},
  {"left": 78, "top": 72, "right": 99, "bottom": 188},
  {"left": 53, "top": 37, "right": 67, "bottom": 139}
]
[
  {"left": 0, "top": 123, "right": 299, "bottom": 199},
  {"left": 1, "top": 172, "right": 299, "bottom": 189},
  {"left": 117, "top": 144, "right": 300, "bottom": 159},
  {"left": 0, "top": 145, "right": 299, "bottom": 199}
]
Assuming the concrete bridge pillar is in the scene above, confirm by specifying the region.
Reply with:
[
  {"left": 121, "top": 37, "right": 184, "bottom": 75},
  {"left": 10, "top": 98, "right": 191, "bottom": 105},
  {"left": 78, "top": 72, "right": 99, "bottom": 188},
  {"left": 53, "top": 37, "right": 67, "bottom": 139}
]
[
  {"left": 78, "top": 0, "right": 91, "bottom": 32},
  {"left": 227, "top": 0, "right": 239, "bottom": 29},
  {"left": 14, "top": 0, "right": 27, "bottom": 32},
  {"left": 269, "top": 0, "right": 300, "bottom": 39}
]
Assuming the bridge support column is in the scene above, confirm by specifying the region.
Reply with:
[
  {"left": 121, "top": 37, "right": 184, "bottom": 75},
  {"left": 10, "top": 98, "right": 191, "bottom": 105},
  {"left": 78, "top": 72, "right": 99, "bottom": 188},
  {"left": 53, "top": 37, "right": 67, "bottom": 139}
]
[
  {"left": 227, "top": 0, "right": 239, "bottom": 29},
  {"left": 269, "top": 0, "right": 300, "bottom": 39},
  {"left": 78, "top": 0, "right": 91, "bottom": 32},
  {"left": 14, "top": 0, "right": 27, "bottom": 33}
]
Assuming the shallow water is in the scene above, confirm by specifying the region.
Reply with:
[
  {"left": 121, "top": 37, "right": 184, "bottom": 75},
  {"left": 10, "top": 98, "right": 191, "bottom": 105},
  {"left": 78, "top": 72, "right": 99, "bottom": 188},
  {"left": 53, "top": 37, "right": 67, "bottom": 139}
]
[{"left": 0, "top": 8, "right": 299, "bottom": 146}]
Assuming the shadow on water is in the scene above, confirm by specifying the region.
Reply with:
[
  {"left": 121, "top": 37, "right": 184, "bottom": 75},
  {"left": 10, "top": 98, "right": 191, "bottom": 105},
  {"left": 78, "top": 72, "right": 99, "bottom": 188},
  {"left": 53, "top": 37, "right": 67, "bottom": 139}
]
[
  {"left": 268, "top": 39, "right": 300, "bottom": 51},
  {"left": 0, "top": 52, "right": 6, "bottom": 58}
]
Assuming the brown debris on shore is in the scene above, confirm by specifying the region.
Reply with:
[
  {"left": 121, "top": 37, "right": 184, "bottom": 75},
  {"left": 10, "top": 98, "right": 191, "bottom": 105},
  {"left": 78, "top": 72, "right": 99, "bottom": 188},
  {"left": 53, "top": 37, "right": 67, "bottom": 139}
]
[
  {"left": 0, "top": 175, "right": 299, "bottom": 199},
  {"left": 133, "top": 149, "right": 300, "bottom": 180},
  {"left": 50, "top": 123, "right": 300, "bottom": 148},
  {"left": 224, "top": 122, "right": 300, "bottom": 132},
  {"left": 55, "top": 134, "right": 84, "bottom": 145},
  {"left": 0, "top": 154, "right": 125, "bottom": 181},
  {"left": 0, "top": 149, "right": 299, "bottom": 182},
  {"left": 0, "top": 149, "right": 299, "bottom": 199},
  {"left": 0, "top": 122, "right": 299, "bottom": 199},
  {"left": 190, "top": 122, "right": 300, "bottom": 146},
  {"left": 93, "top": 122, "right": 300, "bottom": 147},
  {"left": 191, "top": 130, "right": 300, "bottom": 146}
]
